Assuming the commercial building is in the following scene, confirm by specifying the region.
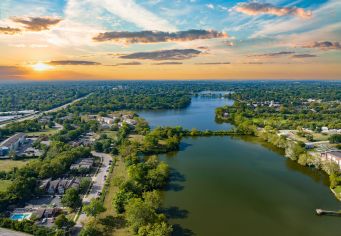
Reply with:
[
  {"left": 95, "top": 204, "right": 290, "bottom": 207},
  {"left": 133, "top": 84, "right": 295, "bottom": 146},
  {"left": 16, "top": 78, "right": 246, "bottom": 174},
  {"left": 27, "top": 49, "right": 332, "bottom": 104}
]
[{"left": 0, "top": 133, "right": 26, "bottom": 156}]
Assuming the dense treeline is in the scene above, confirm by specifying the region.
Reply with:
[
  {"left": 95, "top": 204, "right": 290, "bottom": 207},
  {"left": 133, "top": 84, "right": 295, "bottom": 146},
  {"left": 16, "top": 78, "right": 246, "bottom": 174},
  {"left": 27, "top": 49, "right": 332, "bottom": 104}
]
[
  {"left": 228, "top": 81, "right": 341, "bottom": 103},
  {"left": 0, "top": 119, "right": 43, "bottom": 140},
  {"left": 216, "top": 100, "right": 341, "bottom": 130},
  {"left": 66, "top": 88, "right": 191, "bottom": 113},
  {"left": 0, "top": 218, "right": 57, "bottom": 235},
  {"left": 0, "top": 82, "right": 96, "bottom": 112},
  {"left": 2, "top": 80, "right": 339, "bottom": 113}
]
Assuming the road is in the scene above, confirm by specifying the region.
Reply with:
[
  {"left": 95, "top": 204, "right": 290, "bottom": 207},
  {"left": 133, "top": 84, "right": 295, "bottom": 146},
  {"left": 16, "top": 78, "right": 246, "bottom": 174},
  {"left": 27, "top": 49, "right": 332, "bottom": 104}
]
[
  {"left": 0, "top": 228, "right": 31, "bottom": 236},
  {"left": 74, "top": 151, "right": 112, "bottom": 230},
  {"left": 0, "top": 93, "right": 92, "bottom": 128}
]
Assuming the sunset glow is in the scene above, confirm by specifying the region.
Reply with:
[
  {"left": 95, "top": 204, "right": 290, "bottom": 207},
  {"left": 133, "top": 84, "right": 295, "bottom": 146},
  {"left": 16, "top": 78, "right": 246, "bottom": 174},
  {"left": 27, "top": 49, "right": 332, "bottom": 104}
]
[
  {"left": 31, "top": 63, "right": 53, "bottom": 72},
  {"left": 0, "top": 0, "right": 340, "bottom": 80}
]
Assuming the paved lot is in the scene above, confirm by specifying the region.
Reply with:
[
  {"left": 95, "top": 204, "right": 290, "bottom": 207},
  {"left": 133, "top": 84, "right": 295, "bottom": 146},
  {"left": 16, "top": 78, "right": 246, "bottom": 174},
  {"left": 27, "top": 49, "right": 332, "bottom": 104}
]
[
  {"left": 26, "top": 195, "right": 62, "bottom": 208},
  {"left": 75, "top": 151, "right": 112, "bottom": 228}
]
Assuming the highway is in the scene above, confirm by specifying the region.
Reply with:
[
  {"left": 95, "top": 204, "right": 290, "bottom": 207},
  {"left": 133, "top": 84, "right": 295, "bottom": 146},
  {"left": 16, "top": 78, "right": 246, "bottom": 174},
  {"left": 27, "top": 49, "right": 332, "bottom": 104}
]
[{"left": 0, "top": 93, "right": 92, "bottom": 128}]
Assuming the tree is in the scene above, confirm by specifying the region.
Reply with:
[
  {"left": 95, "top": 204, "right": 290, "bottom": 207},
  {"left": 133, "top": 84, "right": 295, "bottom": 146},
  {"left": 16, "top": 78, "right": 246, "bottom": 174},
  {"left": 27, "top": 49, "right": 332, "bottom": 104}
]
[
  {"left": 142, "top": 191, "right": 162, "bottom": 210},
  {"left": 138, "top": 222, "right": 173, "bottom": 236},
  {"left": 55, "top": 214, "right": 75, "bottom": 229},
  {"left": 79, "top": 178, "right": 91, "bottom": 194},
  {"left": 79, "top": 219, "right": 103, "bottom": 236},
  {"left": 83, "top": 199, "right": 106, "bottom": 217},
  {"left": 113, "top": 189, "right": 135, "bottom": 213},
  {"left": 61, "top": 188, "right": 82, "bottom": 210},
  {"left": 125, "top": 198, "right": 159, "bottom": 233},
  {"left": 329, "top": 134, "right": 341, "bottom": 144}
]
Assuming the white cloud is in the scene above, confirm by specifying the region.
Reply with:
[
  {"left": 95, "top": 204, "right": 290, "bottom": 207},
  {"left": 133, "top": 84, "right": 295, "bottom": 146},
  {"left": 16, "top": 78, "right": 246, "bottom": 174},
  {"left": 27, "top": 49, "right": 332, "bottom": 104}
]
[
  {"left": 251, "top": 0, "right": 341, "bottom": 38},
  {"left": 98, "top": 0, "right": 177, "bottom": 31},
  {"left": 206, "top": 4, "right": 214, "bottom": 9}
]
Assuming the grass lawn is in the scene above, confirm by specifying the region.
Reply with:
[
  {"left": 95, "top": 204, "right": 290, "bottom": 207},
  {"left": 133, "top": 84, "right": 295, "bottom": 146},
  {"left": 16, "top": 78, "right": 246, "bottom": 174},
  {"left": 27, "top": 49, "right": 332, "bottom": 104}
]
[
  {"left": 0, "top": 159, "right": 31, "bottom": 172},
  {"left": 26, "top": 128, "right": 59, "bottom": 137},
  {"left": 103, "top": 131, "right": 118, "bottom": 140},
  {"left": 0, "top": 180, "right": 12, "bottom": 193},
  {"left": 98, "top": 156, "right": 130, "bottom": 236},
  {"left": 312, "top": 133, "right": 330, "bottom": 141},
  {"left": 128, "top": 134, "right": 144, "bottom": 144}
]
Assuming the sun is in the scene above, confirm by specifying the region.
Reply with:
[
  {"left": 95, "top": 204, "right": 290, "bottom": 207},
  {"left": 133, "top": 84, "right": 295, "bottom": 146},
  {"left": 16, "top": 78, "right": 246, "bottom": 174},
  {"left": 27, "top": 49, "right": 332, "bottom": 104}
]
[{"left": 32, "top": 62, "right": 53, "bottom": 71}]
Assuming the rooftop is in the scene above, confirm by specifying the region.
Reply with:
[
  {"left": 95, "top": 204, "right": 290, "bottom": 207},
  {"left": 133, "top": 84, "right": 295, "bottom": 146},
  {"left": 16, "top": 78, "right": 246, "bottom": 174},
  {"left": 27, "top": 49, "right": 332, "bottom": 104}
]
[{"left": 0, "top": 133, "right": 25, "bottom": 148}]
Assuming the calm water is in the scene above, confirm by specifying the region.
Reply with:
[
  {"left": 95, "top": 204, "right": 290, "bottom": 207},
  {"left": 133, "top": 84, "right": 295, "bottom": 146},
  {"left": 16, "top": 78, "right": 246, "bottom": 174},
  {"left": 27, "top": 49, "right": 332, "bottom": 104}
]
[
  {"left": 139, "top": 97, "right": 341, "bottom": 236},
  {"left": 138, "top": 96, "right": 233, "bottom": 131}
]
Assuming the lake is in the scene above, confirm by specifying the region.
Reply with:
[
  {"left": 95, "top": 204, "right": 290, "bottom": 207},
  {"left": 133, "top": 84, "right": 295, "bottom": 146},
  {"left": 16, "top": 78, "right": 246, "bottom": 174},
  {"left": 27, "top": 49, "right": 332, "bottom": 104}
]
[
  {"left": 139, "top": 97, "right": 341, "bottom": 236},
  {"left": 138, "top": 96, "right": 233, "bottom": 131}
]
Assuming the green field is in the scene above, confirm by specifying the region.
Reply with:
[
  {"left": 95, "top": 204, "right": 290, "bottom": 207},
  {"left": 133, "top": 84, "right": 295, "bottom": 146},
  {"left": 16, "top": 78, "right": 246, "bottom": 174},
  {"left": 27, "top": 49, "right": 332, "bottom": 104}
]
[
  {"left": 102, "top": 131, "right": 118, "bottom": 140},
  {"left": 0, "top": 180, "right": 12, "bottom": 193},
  {"left": 0, "top": 159, "right": 31, "bottom": 172},
  {"left": 26, "top": 128, "right": 59, "bottom": 136}
]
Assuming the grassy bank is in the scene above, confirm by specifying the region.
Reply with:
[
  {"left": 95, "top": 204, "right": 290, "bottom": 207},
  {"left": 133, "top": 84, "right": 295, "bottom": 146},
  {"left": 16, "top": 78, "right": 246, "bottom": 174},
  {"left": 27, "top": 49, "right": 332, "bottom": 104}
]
[{"left": 98, "top": 156, "right": 130, "bottom": 236}]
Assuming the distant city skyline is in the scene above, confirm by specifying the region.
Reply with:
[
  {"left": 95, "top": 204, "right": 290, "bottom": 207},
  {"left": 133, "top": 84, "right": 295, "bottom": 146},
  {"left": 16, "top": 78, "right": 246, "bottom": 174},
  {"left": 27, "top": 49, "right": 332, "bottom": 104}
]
[{"left": 0, "top": 0, "right": 340, "bottom": 80}]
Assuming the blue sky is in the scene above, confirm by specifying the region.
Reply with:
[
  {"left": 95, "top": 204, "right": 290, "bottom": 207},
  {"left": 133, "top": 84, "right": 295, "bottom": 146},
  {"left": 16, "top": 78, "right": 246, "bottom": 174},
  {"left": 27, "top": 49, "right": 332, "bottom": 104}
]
[{"left": 0, "top": 0, "right": 340, "bottom": 80}]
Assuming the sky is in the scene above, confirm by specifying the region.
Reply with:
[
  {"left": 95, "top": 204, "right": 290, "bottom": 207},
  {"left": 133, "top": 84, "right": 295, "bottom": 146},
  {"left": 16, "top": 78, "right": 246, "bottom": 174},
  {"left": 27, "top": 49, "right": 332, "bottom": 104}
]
[{"left": 0, "top": 0, "right": 340, "bottom": 80}]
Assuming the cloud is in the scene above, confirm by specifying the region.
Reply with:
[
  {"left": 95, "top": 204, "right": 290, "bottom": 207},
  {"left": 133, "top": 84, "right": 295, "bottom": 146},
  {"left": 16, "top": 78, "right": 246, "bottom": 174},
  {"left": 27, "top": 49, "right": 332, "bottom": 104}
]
[
  {"left": 235, "top": 2, "right": 312, "bottom": 19},
  {"left": 0, "top": 26, "right": 21, "bottom": 35},
  {"left": 195, "top": 62, "right": 230, "bottom": 65},
  {"left": 11, "top": 16, "right": 62, "bottom": 31},
  {"left": 120, "top": 49, "right": 201, "bottom": 60},
  {"left": 249, "top": 51, "right": 295, "bottom": 57},
  {"left": 48, "top": 60, "right": 100, "bottom": 65},
  {"left": 244, "top": 62, "right": 264, "bottom": 64},
  {"left": 206, "top": 4, "right": 215, "bottom": 9},
  {"left": 93, "top": 29, "right": 228, "bottom": 43},
  {"left": 291, "top": 54, "right": 317, "bottom": 58},
  {"left": 301, "top": 41, "right": 341, "bottom": 50},
  {"left": 0, "top": 66, "right": 27, "bottom": 78},
  {"left": 108, "top": 61, "right": 142, "bottom": 66},
  {"left": 153, "top": 62, "right": 183, "bottom": 65},
  {"left": 96, "top": 0, "right": 176, "bottom": 31}
]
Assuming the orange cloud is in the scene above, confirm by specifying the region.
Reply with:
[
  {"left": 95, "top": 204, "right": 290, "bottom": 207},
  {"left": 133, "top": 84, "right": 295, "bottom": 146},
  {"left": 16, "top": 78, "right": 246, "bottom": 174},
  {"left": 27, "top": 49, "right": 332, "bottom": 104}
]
[
  {"left": 235, "top": 2, "right": 312, "bottom": 19},
  {"left": 0, "top": 26, "right": 21, "bottom": 35}
]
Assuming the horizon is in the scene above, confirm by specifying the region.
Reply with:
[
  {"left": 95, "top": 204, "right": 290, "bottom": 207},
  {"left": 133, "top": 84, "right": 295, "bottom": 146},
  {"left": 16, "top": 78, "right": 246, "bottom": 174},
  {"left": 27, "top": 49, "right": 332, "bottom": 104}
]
[{"left": 0, "top": 0, "right": 341, "bottom": 80}]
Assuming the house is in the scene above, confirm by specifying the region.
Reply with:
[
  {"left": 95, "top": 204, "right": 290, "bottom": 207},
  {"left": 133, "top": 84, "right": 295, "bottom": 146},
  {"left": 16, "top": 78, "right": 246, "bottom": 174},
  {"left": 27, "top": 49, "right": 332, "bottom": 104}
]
[
  {"left": 0, "top": 133, "right": 26, "bottom": 156},
  {"left": 44, "top": 208, "right": 57, "bottom": 218},
  {"left": 122, "top": 114, "right": 133, "bottom": 119},
  {"left": 70, "top": 158, "right": 94, "bottom": 171},
  {"left": 321, "top": 151, "right": 341, "bottom": 169},
  {"left": 321, "top": 127, "right": 329, "bottom": 133},
  {"left": 87, "top": 115, "right": 97, "bottom": 120},
  {"left": 57, "top": 179, "right": 71, "bottom": 194},
  {"left": 305, "top": 143, "right": 315, "bottom": 149},
  {"left": 124, "top": 118, "right": 137, "bottom": 126},
  {"left": 47, "top": 179, "right": 61, "bottom": 194},
  {"left": 97, "top": 117, "right": 115, "bottom": 125},
  {"left": 32, "top": 208, "right": 46, "bottom": 220},
  {"left": 39, "top": 178, "right": 51, "bottom": 191}
]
